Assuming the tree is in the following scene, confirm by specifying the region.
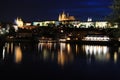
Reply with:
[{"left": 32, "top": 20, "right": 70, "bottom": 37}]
[
  {"left": 108, "top": 0, "right": 120, "bottom": 26},
  {"left": 106, "top": 0, "right": 120, "bottom": 38}
]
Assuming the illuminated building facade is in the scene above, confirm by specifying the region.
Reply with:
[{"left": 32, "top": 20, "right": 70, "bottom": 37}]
[
  {"left": 15, "top": 17, "right": 24, "bottom": 28},
  {"left": 33, "top": 21, "right": 59, "bottom": 26},
  {"left": 58, "top": 12, "right": 75, "bottom": 21},
  {"left": 32, "top": 12, "right": 118, "bottom": 28},
  {"left": 33, "top": 21, "right": 117, "bottom": 28}
]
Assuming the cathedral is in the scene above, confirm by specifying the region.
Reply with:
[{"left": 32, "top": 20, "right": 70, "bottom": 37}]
[
  {"left": 15, "top": 17, "right": 24, "bottom": 28},
  {"left": 58, "top": 12, "right": 75, "bottom": 21}
]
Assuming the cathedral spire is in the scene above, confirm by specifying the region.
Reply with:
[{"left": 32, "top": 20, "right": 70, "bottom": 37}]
[{"left": 58, "top": 12, "right": 75, "bottom": 21}]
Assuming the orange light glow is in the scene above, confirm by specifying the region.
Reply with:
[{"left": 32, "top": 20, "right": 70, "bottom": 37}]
[
  {"left": 114, "top": 52, "right": 118, "bottom": 63},
  {"left": 15, "top": 46, "right": 22, "bottom": 63}
]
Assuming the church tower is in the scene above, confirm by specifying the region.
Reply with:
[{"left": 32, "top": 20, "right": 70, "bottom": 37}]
[
  {"left": 58, "top": 11, "right": 75, "bottom": 21},
  {"left": 15, "top": 17, "right": 24, "bottom": 28}
]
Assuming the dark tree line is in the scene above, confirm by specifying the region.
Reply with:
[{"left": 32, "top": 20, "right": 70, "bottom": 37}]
[
  {"left": 107, "top": 0, "right": 120, "bottom": 38},
  {"left": 108, "top": 0, "right": 120, "bottom": 26}
]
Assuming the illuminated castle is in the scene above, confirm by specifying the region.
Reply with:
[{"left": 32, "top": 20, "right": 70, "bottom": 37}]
[
  {"left": 15, "top": 17, "right": 24, "bottom": 28},
  {"left": 58, "top": 12, "right": 75, "bottom": 21}
]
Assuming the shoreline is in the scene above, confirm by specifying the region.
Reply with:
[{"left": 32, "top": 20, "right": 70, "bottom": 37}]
[{"left": 4, "top": 37, "right": 120, "bottom": 46}]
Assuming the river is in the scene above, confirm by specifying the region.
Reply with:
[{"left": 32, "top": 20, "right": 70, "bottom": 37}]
[{"left": 0, "top": 42, "right": 120, "bottom": 79}]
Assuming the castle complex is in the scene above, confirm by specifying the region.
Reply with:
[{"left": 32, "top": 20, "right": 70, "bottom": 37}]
[
  {"left": 58, "top": 12, "right": 75, "bottom": 21},
  {"left": 14, "top": 12, "right": 118, "bottom": 29}
]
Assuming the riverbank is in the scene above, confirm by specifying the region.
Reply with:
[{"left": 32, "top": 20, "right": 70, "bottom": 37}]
[{"left": 4, "top": 36, "right": 120, "bottom": 46}]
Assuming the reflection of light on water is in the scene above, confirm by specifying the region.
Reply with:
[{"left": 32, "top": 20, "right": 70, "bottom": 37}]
[
  {"left": 106, "top": 53, "right": 110, "bottom": 61},
  {"left": 38, "top": 42, "right": 56, "bottom": 61},
  {"left": 60, "top": 43, "right": 65, "bottom": 53},
  {"left": 83, "top": 45, "right": 109, "bottom": 62},
  {"left": 85, "top": 45, "right": 89, "bottom": 55},
  {"left": 58, "top": 51, "right": 65, "bottom": 66},
  {"left": 76, "top": 44, "right": 78, "bottom": 54},
  {"left": 54, "top": 43, "right": 56, "bottom": 49},
  {"left": 103, "top": 46, "right": 108, "bottom": 54},
  {"left": 11, "top": 43, "right": 13, "bottom": 53},
  {"left": 38, "top": 42, "right": 53, "bottom": 53},
  {"left": 114, "top": 52, "right": 118, "bottom": 63},
  {"left": 95, "top": 53, "right": 110, "bottom": 62},
  {"left": 58, "top": 43, "right": 66, "bottom": 66},
  {"left": 39, "top": 43, "right": 43, "bottom": 51},
  {"left": 58, "top": 43, "right": 74, "bottom": 66},
  {"left": 118, "top": 47, "right": 120, "bottom": 53},
  {"left": 6, "top": 43, "right": 9, "bottom": 54},
  {"left": 2, "top": 46, "right": 5, "bottom": 60},
  {"left": 89, "top": 46, "right": 93, "bottom": 55},
  {"left": 84, "top": 45, "right": 109, "bottom": 55},
  {"left": 93, "top": 46, "right": 97, "bottom": 55},
  {"left": 47, "top": 43, "right": 52, "bottom": 50},
  {"left": 98, "top": 46, "right": 101, "bottom": 54},
  {"left": 57, "top": 51, "right": 74, "bottom": 67},
  {"left": 43, "top": 49, "right": 49, "bottom": 60},
  {"left": 67, "top": 44, "right": 71, "bottom": 54},
  {"left": 6, "top": 43, "right": 14, "bottom": 54},
  {"left": 51, "top": 52, "right": 54, "bottom": 61},
  {"left": 14, "top": 46, "right": 22, "bottom": 63}
]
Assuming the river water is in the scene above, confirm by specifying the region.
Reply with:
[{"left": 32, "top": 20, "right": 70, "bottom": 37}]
[{"left": 0, "top": 42, "right": 120, "bottom": 79}]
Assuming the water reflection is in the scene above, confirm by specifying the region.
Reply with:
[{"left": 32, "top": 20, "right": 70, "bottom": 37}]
[
  {"left": 38, "top": 43, "right": 74, "bottom": 66},
  {"left": 1, "top": 42, "right": 120, "bottom": 66},
  {"left": 58, "top": 43, "right": 73, "bottom": 66},
  {"left": 4, "top": 42, "right": 14, "bottom": 54},
  {"left": 118, "top": 47, "right": 120, "bottom": 53},
  {"left": 14, "top": 46, "right": 22, "bottom": 63},
  {"left": 83, "top": 45, "right": 109, "bottom": 55},
  {"left": 2, "top": 46, "right": 5, "bottom": 60},
  {"left": 82, "top": 45, "right": 110, "bottom": 62},
  {"left": 114, "top": 52, "right": 118, "bottom": 63}
]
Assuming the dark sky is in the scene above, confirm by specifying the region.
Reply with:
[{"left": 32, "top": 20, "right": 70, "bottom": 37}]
[{"left": 0, "top": 0, "right": 113, "bottom": 22}]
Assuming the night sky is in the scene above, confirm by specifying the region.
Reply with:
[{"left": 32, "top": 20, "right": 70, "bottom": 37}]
[{"left": 0, "top": 0, "right": 113, "bottom": 22}]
